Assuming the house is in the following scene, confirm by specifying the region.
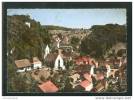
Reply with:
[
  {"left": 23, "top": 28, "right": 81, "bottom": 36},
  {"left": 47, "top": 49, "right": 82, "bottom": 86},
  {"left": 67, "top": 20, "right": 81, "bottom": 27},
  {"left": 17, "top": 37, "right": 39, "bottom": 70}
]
[
  {"left": 70, "top": 73, "right": 80, "bottom": 82},
  {"left": 105, "top": 64, "right": 111, "bottom": 78},
  {"left": 60, "top": 45, "right": 73, "bottom": 53},
  {"left": 117, "top": 49, "right": 127, "bottom": 57},
  {"left": 80, "top": 80, "right": 93, "bottom": 91},
  {"left": 70, "top": 73, "right": 81, "bottom": 89},
  {"left": 105, "top": 42, "right": 126, "bottom": 58},
  {"left": 25, "top": 22, "right": 31, "bottom": 28},
  {"left": 15, "top": 59, "right": 31, "bottom": 72},
  {"left": 75, "top": 56, "right": 93, "bottom": 65},
  {"left": 90, "top": 65, "right": 95, "bottom": 76},
  {"left": 95, "top": 72, "right": 105, "bottom": 81},
  {"left": 70, "top": 73, "right": 81, "bottom": 88},
  {"left": 62, "top": 35, "right": 69, "bottom": 44},
  {"left": 62, "top": 51, "right": 72, "bottom": 61},
  {"left": 38, "top": 80, "right": 59, "bottom": 93},
  {"left": 83, "top": 73, "right": 92, "bottom": 82},
  {"left": 108, "top": 69, "right": 119, "bottom": 78},
  {"left": 113, "top": 59, "right": 122, "bottom": 68},
  {"left": 92, "top": 80, "right": 108, "bottom": 92},
  {"left": 32, "top": 57, "right": 42, "bottom": 69},
  {"left": 110, "top": 42, "right": 126, "bottom": 54},
  {"left": 75, "top": 65, "right": 90, "bottom": 74}
]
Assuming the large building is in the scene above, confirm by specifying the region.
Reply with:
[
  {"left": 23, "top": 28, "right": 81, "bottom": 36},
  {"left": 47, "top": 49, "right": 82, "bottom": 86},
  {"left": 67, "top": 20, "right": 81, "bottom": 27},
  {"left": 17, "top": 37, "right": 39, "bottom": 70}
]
[{"left": 15, "top": 59, "right": 31, "bottom": 72}]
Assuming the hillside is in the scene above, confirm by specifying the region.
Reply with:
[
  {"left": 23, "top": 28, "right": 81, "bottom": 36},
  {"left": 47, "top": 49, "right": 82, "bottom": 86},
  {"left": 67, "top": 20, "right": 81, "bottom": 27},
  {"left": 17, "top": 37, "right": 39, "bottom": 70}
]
[
  {"left": 80, "top": 24, "right": 127, "bottom": 58},
  {"left": 42, "top": 25, "right": 73, "bottom": 31},
  {"left": 7, "top": 15, "right": 52, "bottom": 60}
]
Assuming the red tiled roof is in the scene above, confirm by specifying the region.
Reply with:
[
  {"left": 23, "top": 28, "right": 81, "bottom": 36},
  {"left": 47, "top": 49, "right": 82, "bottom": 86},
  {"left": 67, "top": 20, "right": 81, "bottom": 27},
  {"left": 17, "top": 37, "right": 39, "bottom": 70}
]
[
  {"left": 83, "top": 73, "right": 92, "bottom": 82},
  {"left": 80, "top": 80, "right": 91, "bottom": 88},
  {"left": 38, "top": 81, "right": 58, "bottom": 93},
  {"left": 75, "top": 56, "right": 94, "bottom": 65},
  {"left": 75, "top": 56, "right": 90, "bottom": 60}
]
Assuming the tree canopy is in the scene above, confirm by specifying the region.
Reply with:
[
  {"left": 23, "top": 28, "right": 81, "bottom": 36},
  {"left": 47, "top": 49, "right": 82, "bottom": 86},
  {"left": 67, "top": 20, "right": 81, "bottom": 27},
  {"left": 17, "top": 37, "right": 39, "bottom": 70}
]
[
  {"left": 80, "top": 24, "right": 127, "bottom": 58},
  {"left": 7, "top": 15, "right": 52, "bottom": 60}
]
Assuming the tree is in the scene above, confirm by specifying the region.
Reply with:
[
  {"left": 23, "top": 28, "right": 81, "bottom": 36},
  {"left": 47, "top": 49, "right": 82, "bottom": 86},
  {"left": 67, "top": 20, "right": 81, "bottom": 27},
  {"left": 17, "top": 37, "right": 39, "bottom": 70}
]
[
  {"left": 7, "top": 15, "right": 52, "bottom": 60},
  {"left": 7, "top": 15, "right": 52, "bottom": 92},
  {"left": 71, "top": 37, "right": 80, "bottom": 51},
  {"left": 71, "top": 37, "right": 80, "bottom": 45}
]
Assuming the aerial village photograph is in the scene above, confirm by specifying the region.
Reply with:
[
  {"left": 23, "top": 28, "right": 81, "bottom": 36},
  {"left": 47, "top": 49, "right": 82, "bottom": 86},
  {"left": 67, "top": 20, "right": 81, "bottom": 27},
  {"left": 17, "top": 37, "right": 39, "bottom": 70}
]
[{"left": 6, "top": 9, "right": 127, "bottom": 93}]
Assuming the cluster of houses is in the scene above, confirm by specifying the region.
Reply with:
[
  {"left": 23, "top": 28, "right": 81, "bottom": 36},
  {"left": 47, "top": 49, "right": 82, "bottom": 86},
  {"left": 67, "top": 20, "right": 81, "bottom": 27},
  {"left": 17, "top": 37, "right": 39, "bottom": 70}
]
[
  {"left": 14, "top": 32, "right": 127, "bottom": 93},
  {"left": 15, "top": 33, "right": 73, "bottom": 72},
  {"left": 14, "top": 50, "right": 127, "bottom": 93},
  {"left": 36, "top": 54, "right": 126, "bottom": 93}
]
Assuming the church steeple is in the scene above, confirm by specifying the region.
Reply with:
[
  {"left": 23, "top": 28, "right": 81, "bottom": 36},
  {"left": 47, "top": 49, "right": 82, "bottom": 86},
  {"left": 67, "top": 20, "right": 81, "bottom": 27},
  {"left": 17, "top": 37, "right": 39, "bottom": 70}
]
[
  {"left": 44, "top": 45, "right": 50, "bottom": 59},
  {"left": 54, "top": 49, "right": 65, "bottom": 70}
]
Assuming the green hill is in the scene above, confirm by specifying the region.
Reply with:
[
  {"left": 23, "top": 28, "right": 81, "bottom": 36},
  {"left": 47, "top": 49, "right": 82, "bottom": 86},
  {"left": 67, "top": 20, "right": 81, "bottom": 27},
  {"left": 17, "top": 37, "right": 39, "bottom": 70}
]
[
  {"left": 42, "top": 25, "right": 73, "bottom": 31},
  {"left": 80, "top": 24, "right": 127, "bottom": 58},
  {"left": 7, "top": 15, "right": 51, "bottom": 60}
]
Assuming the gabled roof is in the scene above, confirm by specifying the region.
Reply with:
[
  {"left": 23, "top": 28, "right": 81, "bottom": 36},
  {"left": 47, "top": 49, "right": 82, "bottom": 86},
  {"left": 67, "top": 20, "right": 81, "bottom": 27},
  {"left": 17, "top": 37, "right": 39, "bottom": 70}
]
[
  {"left": 45, "top": 53, "right": 58, "bottom": 62},
  {"left": 15, "top": 59, "right": 31, "bottom": 68},
  {"left": 70, "top": 73, "right": 80, "bottom": 81},
  {"left": 95, "top": 81, "right": 105, "bottom": 92},
  {"left": 80, "top": 80, "right": 91, "bottom": 88},
  {"left": 38, "top": 81, "right": 59, "bottom": 93},
  {"left": 33, "top": 57, "right": 41, "bottom": 64},
  {"left": 83, "top": 73, "right": 92, "bottom": 82}
]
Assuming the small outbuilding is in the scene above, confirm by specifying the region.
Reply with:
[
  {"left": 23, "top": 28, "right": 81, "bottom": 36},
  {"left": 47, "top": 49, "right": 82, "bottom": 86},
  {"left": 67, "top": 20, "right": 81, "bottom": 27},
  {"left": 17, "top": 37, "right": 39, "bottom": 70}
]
[
  {"left": 32, "top": 57, "right": 42, "bottom": 69},
  {"left": 15, "top": 59, "right": 31, "bottom": 72}
]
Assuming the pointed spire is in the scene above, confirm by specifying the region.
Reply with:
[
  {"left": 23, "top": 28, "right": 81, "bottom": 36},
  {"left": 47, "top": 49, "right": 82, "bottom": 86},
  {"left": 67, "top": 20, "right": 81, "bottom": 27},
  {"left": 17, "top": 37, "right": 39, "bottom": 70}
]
[
  {"left": 44, "top": 45, "right": 50, "bottom": 59},
  {"left": 56, "top": 37, "right": 61, "bottom": 48}
]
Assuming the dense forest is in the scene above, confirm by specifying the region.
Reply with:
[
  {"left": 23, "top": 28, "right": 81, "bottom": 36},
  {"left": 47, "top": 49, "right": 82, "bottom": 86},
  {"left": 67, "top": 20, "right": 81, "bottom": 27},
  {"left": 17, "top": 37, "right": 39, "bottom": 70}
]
[
  {"left": 7, "top": 15, "right": 52, "bottom": 92},
  {"left": 7, "top": 15, "right": 51, "bottom": 60},
  {"left": 80, "top": 24, "right": 127, "bottom": 58}
]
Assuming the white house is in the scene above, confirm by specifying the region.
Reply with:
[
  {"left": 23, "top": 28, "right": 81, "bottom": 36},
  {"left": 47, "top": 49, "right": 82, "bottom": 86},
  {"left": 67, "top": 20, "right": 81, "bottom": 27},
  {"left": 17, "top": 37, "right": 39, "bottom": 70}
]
[
  {"left": 16, "top": 68, "right": 26, "bottom": 73},
  {"left": 90, "top": 65, "right": 95, "bottom": 76},
  {"left": 15, "top": 59, "right": 31, "bottom": 72},
  {"left": 105, "top": 64, "right": 111, "bottom": 78},
  {"left": 44, "top": 45, "right": 50, "bottom": 59},
  {"left": 70, "top": 73, "right": 81, "bottom": 88},
  {"left": 54, "top": 49, "right": 65, "bottom": 70},
  {"left": 85, "top": 83, "right": 93, "bottom": 91},
  {"left": 25, "top": 22, "right": 31, "bottom": 28},
  {"left": 33, "top": 57, "right": 42, "bottom": 69}
]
